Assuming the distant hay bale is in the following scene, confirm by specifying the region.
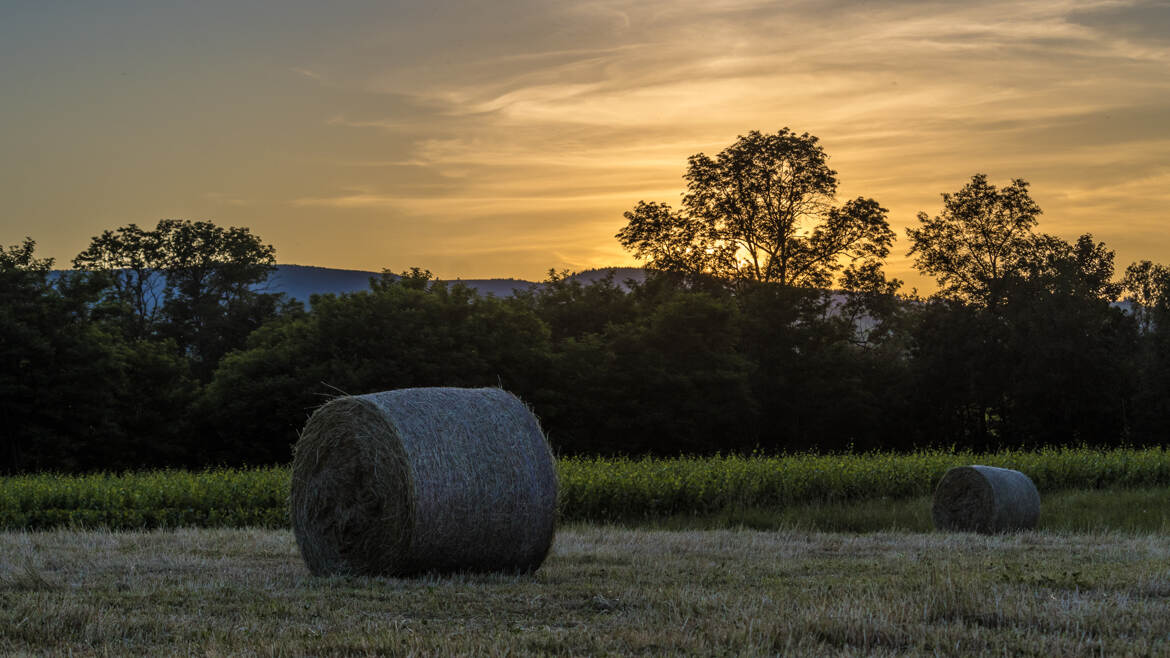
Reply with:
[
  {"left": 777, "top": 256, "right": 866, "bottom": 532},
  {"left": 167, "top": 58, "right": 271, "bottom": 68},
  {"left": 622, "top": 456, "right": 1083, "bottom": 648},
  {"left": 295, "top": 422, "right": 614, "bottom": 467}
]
[
  {"left": 932, "top": 465, "right": 1040, "bottom": 533},
  {"left": 290, "top": 387, "right": 558, "bottom": 576}
]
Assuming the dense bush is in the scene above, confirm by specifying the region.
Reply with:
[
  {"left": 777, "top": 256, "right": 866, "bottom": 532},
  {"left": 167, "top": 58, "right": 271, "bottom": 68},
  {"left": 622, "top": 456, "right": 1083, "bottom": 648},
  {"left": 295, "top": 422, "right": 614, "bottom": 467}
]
[{"left": 195, "top": 270, "right": 553, "bottom": 464}]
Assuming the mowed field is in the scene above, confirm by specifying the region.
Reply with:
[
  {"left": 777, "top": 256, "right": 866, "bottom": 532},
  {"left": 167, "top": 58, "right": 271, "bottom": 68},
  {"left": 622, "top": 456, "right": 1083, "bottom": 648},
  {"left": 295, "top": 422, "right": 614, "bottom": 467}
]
[
  {"left": 4, "top": 525, "right": 1170, "bottom": 656},
  {"left": 6, "top": 451, "right": 1170, "bottom": 655}
]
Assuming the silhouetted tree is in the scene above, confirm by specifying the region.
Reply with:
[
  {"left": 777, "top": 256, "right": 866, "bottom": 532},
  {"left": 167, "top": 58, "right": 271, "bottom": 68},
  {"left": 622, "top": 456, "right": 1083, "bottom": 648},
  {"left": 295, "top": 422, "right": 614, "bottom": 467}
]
[
  {"left": 74, "top": 219, "right": 284, "bottom": 380},
  {"left": 73, "top": 223, "right": 166, "bottom": 338},
  {"left": 1123, "top": 260, "right": 1170, "bottom": 333},
  {"left": 906, "top": 180, "right": 1137, "bottom": 449},
  {"left": 905, "top": 299, "right": 1010, "bottom": 449},
  {"left": 1122, "top": 260, "right": 1170, "bottom": 441},
  {"left": 996, "top": 234, "right": 1134, "bottom": 446},
  {"left": 535, "top": 276, "right": 756, "bottom": 455},
  {"left": 906, "top": 174, "right": 1042, "bottom": 311},
  {"left": 617, "top": 129, "right": 896, "bottom": 287},
  {"left": 510, "top": 269, "right": 637, "bottom": 345},
  {"left": 1022, "top": 233, "right": 1121, "bottom": 302},
  {"left": 198, "top": 270, "right": 552, "bottom": 464},
  {"left": 0, "top": 240, "right": 127, "bottom": 472}
]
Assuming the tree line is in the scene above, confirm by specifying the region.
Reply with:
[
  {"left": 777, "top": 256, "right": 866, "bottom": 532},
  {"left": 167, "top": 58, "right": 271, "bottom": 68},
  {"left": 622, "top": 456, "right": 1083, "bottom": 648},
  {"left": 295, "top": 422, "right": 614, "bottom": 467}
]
[{"left": 4, "top": 129, "right": 1170, "bottom": 473}]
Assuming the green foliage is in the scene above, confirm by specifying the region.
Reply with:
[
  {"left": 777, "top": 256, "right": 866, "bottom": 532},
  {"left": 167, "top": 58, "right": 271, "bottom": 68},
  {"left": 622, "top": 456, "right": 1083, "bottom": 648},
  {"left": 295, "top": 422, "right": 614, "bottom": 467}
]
[
  {"left": 0, "top": 467, "right": 288, "bottom": 530},
  {"left": 72, "top": 218, "right": 284, "bottom": 380},
  {"left": 521, "top": 274, "right": 756, "bottom": 455},
  {"left": 197, "top": 270, "right": 553, "bottom": 464},
  {"left": 0, "top": 240, "right": 130, "bottom": 472},
  {"left": 6, "top": 448, "right": 1170, "bottom": 530},
  {"left": 560, "top": 446, "right": 1170, "bottom": 522},
  {"left": 512, "top": 269, "right": 636, "bottom": 345}
]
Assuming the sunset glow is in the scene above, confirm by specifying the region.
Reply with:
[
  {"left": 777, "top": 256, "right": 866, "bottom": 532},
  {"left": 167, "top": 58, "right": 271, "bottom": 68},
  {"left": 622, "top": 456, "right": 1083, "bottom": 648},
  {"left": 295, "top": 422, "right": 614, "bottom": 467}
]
[{"left": 3, "top": 0, "right": 1168, "bottom": 288}]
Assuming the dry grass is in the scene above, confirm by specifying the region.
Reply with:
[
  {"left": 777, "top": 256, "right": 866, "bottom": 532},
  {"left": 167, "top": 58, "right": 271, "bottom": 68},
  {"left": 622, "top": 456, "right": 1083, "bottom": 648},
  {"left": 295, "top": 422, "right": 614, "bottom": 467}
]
[{"left": 4, "top": 526, "right": 1170, "bottom": 656}]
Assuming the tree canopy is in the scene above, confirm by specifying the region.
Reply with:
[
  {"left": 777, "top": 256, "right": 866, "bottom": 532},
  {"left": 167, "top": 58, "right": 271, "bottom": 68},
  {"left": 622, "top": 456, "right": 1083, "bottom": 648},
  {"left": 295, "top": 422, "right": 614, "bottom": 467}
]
[
  {"left": 906, "top": 174, "right": 1043, "bottom": 310},
  {"left": 7, "top": 150, "right": 1170, "bottom": 473},
  {"left": 73, "top": 219, "right": 283, "bottom": 379},
  {"left": 617, "top": 129, "right": 896, "bottom": 288}
]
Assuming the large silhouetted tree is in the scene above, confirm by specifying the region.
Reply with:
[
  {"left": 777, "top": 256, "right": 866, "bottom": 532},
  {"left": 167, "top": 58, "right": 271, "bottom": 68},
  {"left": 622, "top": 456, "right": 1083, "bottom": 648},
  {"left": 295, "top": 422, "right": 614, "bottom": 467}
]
[
  {"left": 73, "top": 223, "right": 166, "bottom": 338},
  {"left": 617, "top": 129, "right": 896, "bottom": 288},
  {"left": 906, "top": 174, "right": 1042, "bottom": 311},
  {"left": 153, "top": 219, "right": 279, "bottom": 377},
  {"left": 74, "top": 219, "right": 282, "bottom": 380},
  {"left": 906, "top": 174, "right": 1139, "bottom": 447}
]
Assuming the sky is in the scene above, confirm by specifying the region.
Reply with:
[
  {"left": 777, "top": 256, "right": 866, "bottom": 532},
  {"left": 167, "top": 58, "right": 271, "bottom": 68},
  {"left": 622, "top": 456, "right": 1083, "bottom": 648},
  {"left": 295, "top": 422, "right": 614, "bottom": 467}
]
[{"left": 2, "top": 0, "right": 1168, "bottom": 288}]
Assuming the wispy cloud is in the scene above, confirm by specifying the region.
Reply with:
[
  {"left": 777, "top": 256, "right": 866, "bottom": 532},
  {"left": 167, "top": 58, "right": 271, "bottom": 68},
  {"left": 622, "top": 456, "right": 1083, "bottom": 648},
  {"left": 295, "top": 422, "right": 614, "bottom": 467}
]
[
  {"left": 291, "top": 67, "right": 325, "bottom": 81},
  {"left": 292, "top": 187, "right": 682, "bottom": 215},
  {"left": 5, "top": 0, "right": 1167, "bottom": 280},
  {"left": 294, "top": 0, "right": 1168, "bottom": 279}
]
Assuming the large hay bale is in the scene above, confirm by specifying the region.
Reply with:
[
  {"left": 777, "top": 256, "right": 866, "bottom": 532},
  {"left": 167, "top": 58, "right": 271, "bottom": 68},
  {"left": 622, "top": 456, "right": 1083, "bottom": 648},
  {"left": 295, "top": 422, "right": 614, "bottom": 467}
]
[
  {"left": 931, "top": 465, "right": 1040, "bottom": 533},
  {"left": 290, "top": 387, "right": 558, "bottom": 576}
]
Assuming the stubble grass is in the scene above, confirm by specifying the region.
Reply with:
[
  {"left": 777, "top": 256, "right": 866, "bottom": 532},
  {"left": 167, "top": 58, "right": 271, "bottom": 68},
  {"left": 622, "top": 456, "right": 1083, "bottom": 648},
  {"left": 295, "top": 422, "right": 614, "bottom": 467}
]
[{"left": 3, "top": 525, "right": 1170, "bottom": 656}]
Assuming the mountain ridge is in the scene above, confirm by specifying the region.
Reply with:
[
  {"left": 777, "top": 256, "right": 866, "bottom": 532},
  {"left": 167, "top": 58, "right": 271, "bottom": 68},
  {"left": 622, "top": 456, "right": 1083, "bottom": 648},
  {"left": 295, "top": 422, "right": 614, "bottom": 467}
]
[
  {"left": 50, "top": 265, "right": 648, "bottom": 305},
  {"left": 265, "top": 265, "right": 647, "bottom": 302}
]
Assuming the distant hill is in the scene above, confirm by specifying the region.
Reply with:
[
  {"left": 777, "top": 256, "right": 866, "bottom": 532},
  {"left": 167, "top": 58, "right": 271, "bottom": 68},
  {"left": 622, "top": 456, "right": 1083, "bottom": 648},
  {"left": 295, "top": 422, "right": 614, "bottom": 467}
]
[
  {"left": 563, "top": 267, "right": 647, "bottom": 289},
  {"left": 261, "top": 265, "right": 648, "bottom": 303},
  {"left": 261, "top": 265, "right": 382, "bottom": 302},
  {"left": 50, "top": 265, "right": 646, "bottom": 307}
]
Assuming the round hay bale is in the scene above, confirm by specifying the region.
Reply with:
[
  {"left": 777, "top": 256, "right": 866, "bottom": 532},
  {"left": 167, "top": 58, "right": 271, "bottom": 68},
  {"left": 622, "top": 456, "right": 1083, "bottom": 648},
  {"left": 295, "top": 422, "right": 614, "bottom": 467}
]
[
  {"left": 290, "top": 387, "right": 558, "bottom": 576},
  {"left": 931, "top": 465, "right": 1040, "bottom": 533}
]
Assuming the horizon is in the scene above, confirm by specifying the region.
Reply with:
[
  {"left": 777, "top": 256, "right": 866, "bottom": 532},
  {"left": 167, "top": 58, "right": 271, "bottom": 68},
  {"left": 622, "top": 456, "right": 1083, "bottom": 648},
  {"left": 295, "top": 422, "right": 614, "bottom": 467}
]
[
  {"left": 4, "top": 1, "right": 1168, "bottom": 291},
  {"left": 47, "top": 260, "right": 643, "bottom": 280}
]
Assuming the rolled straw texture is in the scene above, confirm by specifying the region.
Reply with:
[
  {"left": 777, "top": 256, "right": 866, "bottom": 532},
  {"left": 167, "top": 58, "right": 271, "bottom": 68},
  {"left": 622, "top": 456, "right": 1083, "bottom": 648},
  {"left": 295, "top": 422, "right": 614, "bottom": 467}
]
[
  {"left": 932, "top": 465, "right": 1040, "bottom": 533},
  {"left": 290, "top": 387, "right": 557, "bottom": 576}
]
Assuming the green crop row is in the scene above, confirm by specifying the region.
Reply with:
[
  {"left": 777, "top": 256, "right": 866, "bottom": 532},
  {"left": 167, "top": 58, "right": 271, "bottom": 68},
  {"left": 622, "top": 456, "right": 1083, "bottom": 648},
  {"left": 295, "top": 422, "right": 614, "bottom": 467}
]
[
  {"left": 3, "top": 447, "right": 1170, "bottom": 530},
  {"left": 0, "top": 467, "right": 289, "bottom": 530},
  {"left": 559, "top": 447, "right": 1170, "bottom": 521}
]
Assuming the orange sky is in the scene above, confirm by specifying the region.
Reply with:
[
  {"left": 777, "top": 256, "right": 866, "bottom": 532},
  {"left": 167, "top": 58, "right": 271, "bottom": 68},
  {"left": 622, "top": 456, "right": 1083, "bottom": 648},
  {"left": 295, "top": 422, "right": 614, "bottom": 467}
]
[{"left": 3, "top": 0, "right": 1168, "bottom": 289}]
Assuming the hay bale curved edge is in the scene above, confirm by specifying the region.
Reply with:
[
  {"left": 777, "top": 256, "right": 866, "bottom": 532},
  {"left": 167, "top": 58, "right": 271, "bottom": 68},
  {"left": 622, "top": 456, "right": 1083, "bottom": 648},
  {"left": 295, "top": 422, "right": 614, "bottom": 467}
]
[
  {"left": 932, "top": 465, "right": 1040, "bottom": 533},
  {"left": 290, "top": 387, "right": 558, "bottom": 576}
]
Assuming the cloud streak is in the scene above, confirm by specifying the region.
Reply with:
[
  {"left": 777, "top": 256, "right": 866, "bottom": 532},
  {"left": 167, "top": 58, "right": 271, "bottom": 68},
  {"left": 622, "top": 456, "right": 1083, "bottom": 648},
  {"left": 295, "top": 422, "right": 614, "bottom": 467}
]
[
  {"left": 2, "top": 0, "right": 1167, "bottom": 282},
  {"left": 304, "top": 0, "right": 1168, "bottom": 281}
]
